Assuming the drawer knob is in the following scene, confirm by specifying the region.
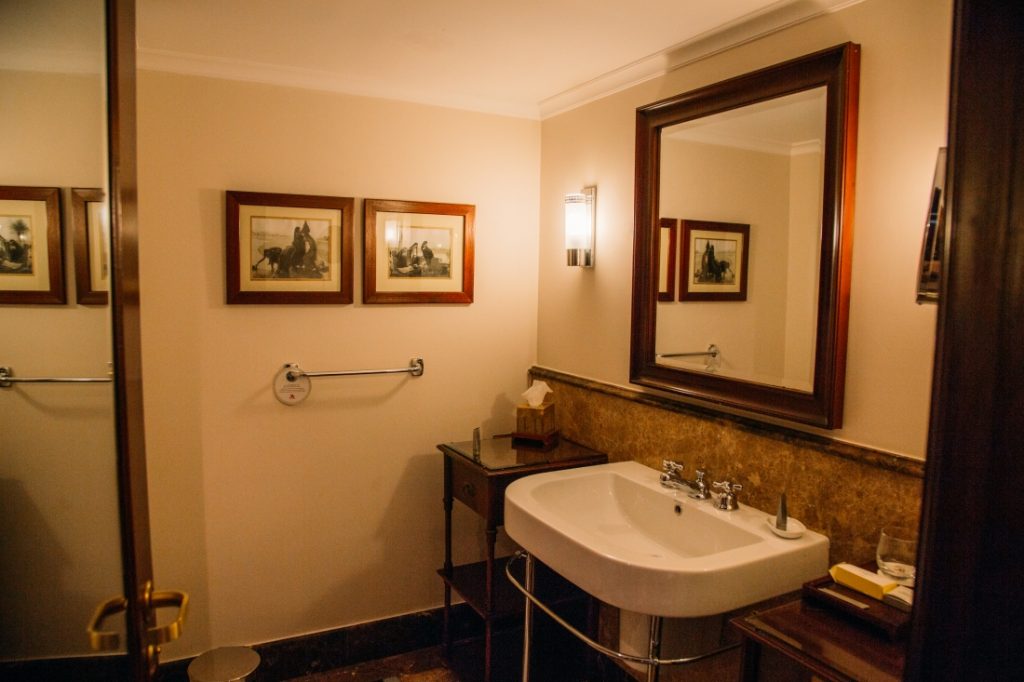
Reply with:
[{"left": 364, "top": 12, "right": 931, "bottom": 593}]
[{"left": 462, "top": 482, "right": 476, "bottom": 497}]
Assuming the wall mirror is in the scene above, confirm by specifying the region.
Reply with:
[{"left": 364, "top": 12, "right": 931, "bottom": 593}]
[
  {"left": 630, "top": 43, "right": 860, "bottom": 429},
  {"left": 2, "top": 1, "right": 159, "bottom": 677},
  {"left": 0, "top": 0, "right": 125, "bottom": 664}
]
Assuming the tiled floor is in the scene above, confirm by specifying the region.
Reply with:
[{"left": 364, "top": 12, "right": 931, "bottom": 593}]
[{"left": 285, "top": 646, "right": 458, "bottom": 681}]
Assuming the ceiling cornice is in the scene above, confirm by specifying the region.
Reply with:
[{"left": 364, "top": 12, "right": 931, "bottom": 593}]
[
  {"left": 136, "top": 0, "right": 863, "bottom": 121},
  {"left": 538, "top": 0, "right": 862, "bottom": 119},
  {"left": 135, "top": 48, "right": 543, "bottom": 119}
]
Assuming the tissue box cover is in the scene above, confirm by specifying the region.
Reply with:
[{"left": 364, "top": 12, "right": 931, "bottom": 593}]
[{"left": 514, "top": 402, "right": 558, "bottom": 446}]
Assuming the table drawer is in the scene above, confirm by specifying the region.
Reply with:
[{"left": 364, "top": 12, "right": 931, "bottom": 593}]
[{"left": 450, "top": 457, "right": 492, "bottom": 519}]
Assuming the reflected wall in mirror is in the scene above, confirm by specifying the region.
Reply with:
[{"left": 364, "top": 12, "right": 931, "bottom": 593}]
[
  {"left": 631, "top": 43, "right": 860, "bottom": 429},
  {"left": 916, "top": 147, "right": 946, "bottom": 303},
  {"left": 0, "top": 0, "right": 124, "bottom": 663}
]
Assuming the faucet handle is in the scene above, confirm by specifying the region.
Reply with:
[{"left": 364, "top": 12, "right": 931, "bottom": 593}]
[
  {"left": 712, "top": 480, "right": 743, "bottom": 510},
  {"left": 662, "top": 459, "right": 684, "bottom": 474}
]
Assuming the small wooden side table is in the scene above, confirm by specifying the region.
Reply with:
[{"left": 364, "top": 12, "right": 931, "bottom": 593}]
[
  {"left": 437, "top": 437, "right": 606, "bottom": 682},
  {"left": 731, "top": 598, "right": 907, "bottom": 681}
]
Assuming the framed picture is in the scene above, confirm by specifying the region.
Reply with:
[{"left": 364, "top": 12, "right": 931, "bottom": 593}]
[
  {"left": 916, "top": 147, "right": 946, "bottom": 303},
  {"left": 658, "top": 217, "right": 678, "bottom": 302},
  {"left": 363, "top": 199, "right": 475, "bottom": 304},
  {"left": 679, "top": 219, "right": 749, "bottom": 302},
  {"left": 72, "top": 188, "right": 108, "bottom": 305},
  {"left": 226, "top": 190, "right": 354, "bottom": 304},
  {"left": 0, "top": 185, "right": 65, "bottom": 305}
]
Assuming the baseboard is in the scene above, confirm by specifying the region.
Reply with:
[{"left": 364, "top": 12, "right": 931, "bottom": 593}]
[
  {"left": 0, "top": 654, "right": 129, "bottom": 682},
  {"left": 157, "top": 603, "right": 487, "bottom": 681}
]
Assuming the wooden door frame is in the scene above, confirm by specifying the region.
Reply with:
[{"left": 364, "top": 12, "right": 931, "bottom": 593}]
[
  {"left": 107, "top": 0, "right": 157, "bottom": 679},
  {"left": 907, "top": 0, "right": 1024, "bottom": 677}
]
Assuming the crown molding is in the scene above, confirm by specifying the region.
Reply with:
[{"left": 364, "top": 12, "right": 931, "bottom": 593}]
[
  {"left": 136, "top": 48, "right": 542, "bottom": 119},
  {"left": 137, "top": 0, "right": 863, "bottom": 121},
  {"left": 538, "top": 0, "right": 863, "bottom": 119}
]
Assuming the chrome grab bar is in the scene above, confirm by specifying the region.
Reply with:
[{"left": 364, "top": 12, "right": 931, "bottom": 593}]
[
  {"left": 285, "top": 358, "right": 424, "bottom": 382},
  {"left": 0, "top": 365, "right": 113, "bottom": 388}
]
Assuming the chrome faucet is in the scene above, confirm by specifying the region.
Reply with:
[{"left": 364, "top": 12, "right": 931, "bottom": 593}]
[
  {"left": 660, "top": 460, "right": 711, "bottom": 500},
  {"left": 712, "top": 480, "right": 743, "bottom": 511}
]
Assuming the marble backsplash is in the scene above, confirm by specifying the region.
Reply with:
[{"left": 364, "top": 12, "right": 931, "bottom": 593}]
[{"left": 529, "top": 367, "right": 924, "bottom": 566}]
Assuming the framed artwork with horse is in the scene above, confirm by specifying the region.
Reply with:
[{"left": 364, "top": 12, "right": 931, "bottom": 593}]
[
  {"left": 678, "top": 219, "right": 749, "bottom": 302},
  {"left": 225, "top": 190, "right": 354, "bottom": 304},
  {"left": 0, "top": 185, "right": 65, "bottom": 305}
]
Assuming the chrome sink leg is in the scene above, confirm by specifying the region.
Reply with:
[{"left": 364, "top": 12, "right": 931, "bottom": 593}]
[
  {"left": 521, "top": 552, "right": 535, "bottom": 682},
  {"left": 646, "top": 615, "right": 663, "bottom": 682}
]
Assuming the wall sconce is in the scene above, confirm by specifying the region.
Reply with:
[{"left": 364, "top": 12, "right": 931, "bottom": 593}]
[{"left": 565, "top": 186, "right": 596, "bottom": 267}]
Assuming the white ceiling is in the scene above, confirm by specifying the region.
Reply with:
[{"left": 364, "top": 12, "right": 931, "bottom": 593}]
[
  {"left": 136, "top": 0, "right": 855, "bottom": 119},
  {"left": 666, "top": 87, "right": 827, "bottom": 155}
]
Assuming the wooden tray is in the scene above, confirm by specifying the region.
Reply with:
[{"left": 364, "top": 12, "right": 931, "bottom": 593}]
[{"left": 802, "top": 573, "right": 910, "bottom": 640}]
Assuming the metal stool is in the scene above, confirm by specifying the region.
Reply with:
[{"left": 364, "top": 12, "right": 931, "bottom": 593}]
[{"left": 187, "top": 646, "right": 260, "bottom": 682}]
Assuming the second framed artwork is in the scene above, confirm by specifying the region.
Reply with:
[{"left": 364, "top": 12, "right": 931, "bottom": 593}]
[
  {"left": 72, "top": 187, "right": 109, "bottom": 305},
  {"left": 363, "top": 199, "right": 475, "bottom": 304},
  {"left": 679, "top": 219, "right": 749, "bottom": 302},
  {"left": 226, "top": 190, "right": 354, "bottom": 304}
]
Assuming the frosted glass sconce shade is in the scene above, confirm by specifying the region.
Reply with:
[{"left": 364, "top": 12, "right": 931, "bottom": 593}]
[{"left": 565, "top": 186, "right": 596, "bottom": 267}]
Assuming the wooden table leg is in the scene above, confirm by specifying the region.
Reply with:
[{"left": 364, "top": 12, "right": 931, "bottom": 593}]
[
  {"left": 739, "top": 637, "right": 762, "bottom": 682},
  {"left": 443, "top": 457, "right": 453, "bottom": 656},
  {"left": 483, "top": 526, "right": 497, "bottom": 682}
]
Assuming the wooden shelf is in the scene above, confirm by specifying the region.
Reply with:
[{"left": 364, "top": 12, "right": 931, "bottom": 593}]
[
  {"left": 438, "top": 557, "right": 586, "bottom": 621},
  {"left": 732, "top": 598, "right": 906, "bottom": 681},
  {"left": 438, "top": 438, "right": 607, "bottom": 682}
]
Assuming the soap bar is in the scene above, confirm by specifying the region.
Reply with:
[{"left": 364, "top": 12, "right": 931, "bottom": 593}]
[
  {"left": 883, "top": 585, "right": 914, "bottom": 612},
  {"left": 829, "top": 563, "right": 898, "bottom": 601}
]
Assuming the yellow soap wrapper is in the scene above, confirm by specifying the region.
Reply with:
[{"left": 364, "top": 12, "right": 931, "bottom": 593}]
[{"left": 829, "top": 563, "right": 898, "bottom": 601}]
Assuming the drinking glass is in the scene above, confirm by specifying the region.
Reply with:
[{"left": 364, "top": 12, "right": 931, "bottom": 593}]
[{"left": 876, "top": 526, "right": 917, "bottom": 583}]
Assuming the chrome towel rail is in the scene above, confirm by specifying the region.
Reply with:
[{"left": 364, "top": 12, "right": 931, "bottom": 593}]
[
  {"left": 0, "top": 365, "right": 113, "bottom": 388},
  {"left": 657, "top": 344, "right": 719, "bottom": 359},
  {"left": 273, "top": 358, "right": 424, "bottom": 405},
  {"left": 285, "top": 358, "right": 424, "bottom": 382}
]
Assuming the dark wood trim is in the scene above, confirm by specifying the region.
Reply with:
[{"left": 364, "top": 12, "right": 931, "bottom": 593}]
[
  {"left": 630, "top": 43, "right": 859, "bottom": 429},
  {"left": 106, "top": 0, "right": 156, "bottom": 679},
  {"left": 907, "top": 1, "right": 1024, "bottom": 679}
]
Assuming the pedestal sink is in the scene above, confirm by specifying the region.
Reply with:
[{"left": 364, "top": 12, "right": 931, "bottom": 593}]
[{"left": 504, "top": 461, "right": 828, "bottom": 618}]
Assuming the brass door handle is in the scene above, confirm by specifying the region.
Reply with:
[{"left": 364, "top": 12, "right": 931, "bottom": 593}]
[
  {"left": 87, "top": 588, "right": 189, "bottom": 651},
  {"left": 87, "top": 595, "right": 127, "bottom": 651},
  {"left": 148, "top": 590, "right": 189, "bottom": 645}
]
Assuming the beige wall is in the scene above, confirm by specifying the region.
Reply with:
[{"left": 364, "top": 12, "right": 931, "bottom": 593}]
[
  {"left": 137, "top": 71, "right": 540, "bottom": 655},
  {"left": 538, "top": 0, "right": 951, "bottom": 458},
  {"left": 135, "top": 0, "right": 949, "bottom": 657},
  {"left": 657, "top": 139, "right": 793, "bottom": 385},
  {"left": 0, "top": 68, "right": 121, "bottom": 660}
]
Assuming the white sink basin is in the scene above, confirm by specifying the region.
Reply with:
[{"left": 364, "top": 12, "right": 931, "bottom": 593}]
[{"left": 504, "top": 461, "right": 828, "bottom": 617}]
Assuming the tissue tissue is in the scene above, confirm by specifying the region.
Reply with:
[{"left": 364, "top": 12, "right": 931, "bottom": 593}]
[
  {"left": 515, "top": 381, "right": 558, "bottom": 447},
  {"left": 521, "top": 380, "right": 552, "bottom": 407}
]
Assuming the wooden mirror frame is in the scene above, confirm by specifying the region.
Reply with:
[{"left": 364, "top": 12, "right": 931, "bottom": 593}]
[{"left": 630, "top": 43, "right": 860, "bottom": 429}]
